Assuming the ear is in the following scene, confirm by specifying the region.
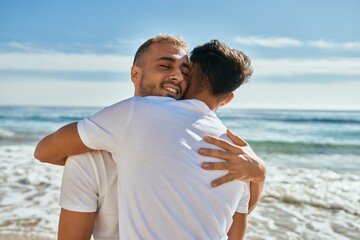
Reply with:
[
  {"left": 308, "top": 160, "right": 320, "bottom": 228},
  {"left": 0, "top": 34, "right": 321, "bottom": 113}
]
[
  {"left": 220, "top": 92, "right": 234, "bottom": 107},
  {"left": 131, "top": 65, "right": 142, "bottom": 85}
]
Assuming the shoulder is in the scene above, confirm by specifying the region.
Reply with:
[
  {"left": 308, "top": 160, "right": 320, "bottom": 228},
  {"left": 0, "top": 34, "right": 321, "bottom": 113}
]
[
  {"left": 131, "top": 96, "right": 177, "bottom": 106},
  {"left": 65, "top": 151, "right": 97, "bottom": 169},
  {"left": 122, "top": 96, "right": 181, "bottom": 113},
  {"left": 65, "top": 150, "right": 113, "bottom": 168},
  {"left": 62, "top": 151, "right": 116, "bottom": 199},
  {"left": 65, "top": 151, "right": 115, "bottom": 176},
  {"left": 60, "top": 151, "right": 115, "bottom": 212},
  {"left": 90, "top": 97, "right": 137, "bottom": 117}
]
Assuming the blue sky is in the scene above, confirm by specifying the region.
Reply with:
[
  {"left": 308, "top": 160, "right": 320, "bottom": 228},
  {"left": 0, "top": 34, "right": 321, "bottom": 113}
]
[{"left": 0, "top": 0, "right": 359, "bottom": 110}]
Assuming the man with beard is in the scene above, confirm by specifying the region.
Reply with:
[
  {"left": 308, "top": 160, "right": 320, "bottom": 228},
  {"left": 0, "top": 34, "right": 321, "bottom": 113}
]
[{"left": 35, "top": 35, "right": 265, "bottom": 240}]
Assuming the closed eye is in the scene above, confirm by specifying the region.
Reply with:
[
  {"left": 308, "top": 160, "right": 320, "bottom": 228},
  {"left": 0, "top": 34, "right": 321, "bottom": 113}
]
[
  {"left": 160, "top": 64, "right": 171, "bottom": 69},
  {"left": 182, "top": 71, "right": 189, "bottom": 77}
]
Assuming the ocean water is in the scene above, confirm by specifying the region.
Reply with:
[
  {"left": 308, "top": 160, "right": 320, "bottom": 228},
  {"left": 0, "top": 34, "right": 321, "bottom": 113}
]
[{"left": 0, "top": 106, "right": 359, "bottom": 239}]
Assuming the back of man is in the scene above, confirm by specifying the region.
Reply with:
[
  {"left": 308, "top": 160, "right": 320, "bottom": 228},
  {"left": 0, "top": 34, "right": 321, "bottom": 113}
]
[{"left": 78, "top": 96, "right": 250, "bottom": 239}]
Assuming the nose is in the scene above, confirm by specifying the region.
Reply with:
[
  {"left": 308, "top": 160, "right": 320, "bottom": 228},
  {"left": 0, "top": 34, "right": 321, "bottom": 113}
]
[{"left": 169, "top": 67, "right": 185, "bottom": 83}]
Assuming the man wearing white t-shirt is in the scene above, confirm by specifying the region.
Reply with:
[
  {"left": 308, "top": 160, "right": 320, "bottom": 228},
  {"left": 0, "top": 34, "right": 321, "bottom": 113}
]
[
  {"left": 36, "top": 36, "right": 265, "bottom": 239},
  {"left": 57, "top": 34, "right": 190, "bottom": 240}
]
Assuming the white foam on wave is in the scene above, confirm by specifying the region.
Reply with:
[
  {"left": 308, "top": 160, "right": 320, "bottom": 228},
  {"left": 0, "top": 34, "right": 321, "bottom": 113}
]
[
  {"left": 265, "top": 165, "right": 360, "bottom": 215},
  {"left": 247, "top": 165, "right": 360, "bottom": 239},
  {"left": 0, "top": 145, "right": 62, "bottom": 238},
  {"left": 0, "top": 128, "right": 15, "bottom": 138},
  {"left": 1, "top": 145, "right": 359, "bottom": 239}
]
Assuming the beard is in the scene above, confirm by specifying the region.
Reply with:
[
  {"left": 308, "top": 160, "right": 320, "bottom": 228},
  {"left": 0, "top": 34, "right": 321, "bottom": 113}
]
[
  {"left": 138, "top": 72, "right": 161, "bottom": 97},
  {"left": 138, "top": 72, "right": 182, "bottom": 99}
]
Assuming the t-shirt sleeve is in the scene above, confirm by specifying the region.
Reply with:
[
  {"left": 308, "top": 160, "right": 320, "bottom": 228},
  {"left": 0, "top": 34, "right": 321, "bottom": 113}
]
[
  {"left": 59, "top": 154, "right": 99, "bottom": 212},
  {"left": 77, "top": 100, "right": 131, "bottom": 153},
  {"left": 77, "top": 117, "right": 116, "bottom": 152},
  {"left": 236, "top": 181, "right": 251, "bottom": 214}
]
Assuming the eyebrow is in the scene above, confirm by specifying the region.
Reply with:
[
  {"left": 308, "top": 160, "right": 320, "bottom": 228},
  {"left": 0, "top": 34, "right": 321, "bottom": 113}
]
[{"left": 156, "top": 57, "right": 190, "bottom": 71}]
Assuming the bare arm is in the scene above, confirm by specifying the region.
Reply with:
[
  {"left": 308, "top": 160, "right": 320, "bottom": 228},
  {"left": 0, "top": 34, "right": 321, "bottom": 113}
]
[
  {"left": 34, "top": 122, "right": 91, "bottom": 165},
  {"left": 227, "top": 212, "right": 247, "bottom": 240},
  {"left": 58, "top": 208, "right": 96, "bottom": 240},
  {"left": 248, "top": 180, "right": 265, "bottom": 214}
]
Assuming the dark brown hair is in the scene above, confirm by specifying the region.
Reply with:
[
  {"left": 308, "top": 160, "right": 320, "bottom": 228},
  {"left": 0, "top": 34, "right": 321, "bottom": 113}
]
[{"left": 190, "top": 40, "right": 252, "bottom": 95}]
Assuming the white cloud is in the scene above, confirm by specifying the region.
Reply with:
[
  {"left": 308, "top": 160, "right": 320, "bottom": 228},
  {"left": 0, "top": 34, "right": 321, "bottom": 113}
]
[
  {"left": 101, "top": 38, "right": 146, "bottom": 50},
  {"left": 0, "top": 42, "right": 57, "bottom": 53},
  {"left": 253, "top": 58, "right": 360, "bottom": 76},
  {"left": 308, "top": 40, "right": 360, "bottom": 50},
  {"left": 5, "top": 42, "right": 35, "bottom": 52},
  {"left": 234, "top": 36, "right": 303, "bottom": 48},
  {"left": 0, "top": 52, "right": 133, "bottom": 72},
  {"left": 234, "top": 36, "right": 360, "bottom": 51}
]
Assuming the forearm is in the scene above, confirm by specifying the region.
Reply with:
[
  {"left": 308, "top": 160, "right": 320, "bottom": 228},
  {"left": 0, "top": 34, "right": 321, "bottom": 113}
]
[
  {"left": 34, "top": 122, "right": 91, "bottom": 164},
  {"left": 248, "top": 180, "right": 265, "bottom": 214},
  {"left": 50, "top": 157, "right": 67, "bottom": 166},
  {"left": 228, "top": 212, "right": 247, "bottom": 240},
  {"left": 35, "top": 133, "right": 68, "bottom": 164},
  {"left": 253, "top": 158, "right": 266, "bottom": 182}
]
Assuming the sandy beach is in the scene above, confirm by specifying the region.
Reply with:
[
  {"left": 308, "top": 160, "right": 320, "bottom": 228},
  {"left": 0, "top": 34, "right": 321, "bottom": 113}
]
[{"left": 0, "top": 235, "right": 53, "bottom": 240}]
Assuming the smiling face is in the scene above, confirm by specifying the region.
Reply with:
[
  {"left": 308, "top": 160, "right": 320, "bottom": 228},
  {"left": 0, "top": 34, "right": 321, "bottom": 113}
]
[{"left": 131, "top": 42, "right": 190, "bottom": 100}]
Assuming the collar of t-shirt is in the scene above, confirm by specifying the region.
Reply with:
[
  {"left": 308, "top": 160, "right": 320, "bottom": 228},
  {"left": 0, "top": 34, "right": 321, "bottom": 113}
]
[{"left": 139, "top": 96, "right": 217, "bottom": 118}]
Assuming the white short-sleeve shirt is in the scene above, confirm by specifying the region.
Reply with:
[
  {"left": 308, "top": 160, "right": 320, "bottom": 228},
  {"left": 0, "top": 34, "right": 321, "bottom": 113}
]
[
  {"left": 59, "top": 151, "right": 118, "bottom": 240},
  {"left": 78, "top": 96, "right": 250, "bottom": 239}
]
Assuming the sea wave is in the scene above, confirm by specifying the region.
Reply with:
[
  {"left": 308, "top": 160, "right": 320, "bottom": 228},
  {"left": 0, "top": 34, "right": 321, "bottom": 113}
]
[
  {"left": 0, "top": 106, "right": 99, "bottom": 123},
  {"left": 249, "top": 140, "right": 360, "bottom": 155},
  {"left": 247, "top": 165, "right": 360, "bottom": 240},
  {"left": 1, "top": 107, "right": 360, "bottom": 239},
  {"left": 264, "top": 166, "right": 360, "bottom": 216},
  {"left": 0, "top": 114, "right": 85, "bottom": 123},
  {"left": 219, "top": 114, "right": 360, "bottom": 125},
  {"left": 0, "top": 129, "right": 42, "bottom": 145},
  {"left": 0, "top": 128, "right": 15, "bottom": 138},
  {"left": 218, "top": 109, "right": 360, "bottom": 123}
]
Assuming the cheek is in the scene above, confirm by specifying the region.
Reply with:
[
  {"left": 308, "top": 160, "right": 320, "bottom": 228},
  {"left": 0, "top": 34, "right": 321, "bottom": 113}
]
[
  {"left": 182, "top": 81, "right": 188, "bottom": 91},
  {"left": 146, "top": 69, "right": 166, "bottom": 81}
]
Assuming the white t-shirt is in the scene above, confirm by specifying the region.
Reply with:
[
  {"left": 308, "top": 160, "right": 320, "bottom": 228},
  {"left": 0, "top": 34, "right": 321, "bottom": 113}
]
[
  {"left": 59, "top": 151, "right": 119, "bottom": 240},
  {"left": 78, "top": 96, "right": 250, "bottom": 240}
]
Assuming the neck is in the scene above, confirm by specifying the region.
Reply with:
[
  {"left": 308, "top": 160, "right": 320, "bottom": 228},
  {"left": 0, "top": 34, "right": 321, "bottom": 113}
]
[{"left": 184, "top": 91, "right": 220, "bottom": 112}]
